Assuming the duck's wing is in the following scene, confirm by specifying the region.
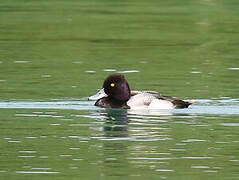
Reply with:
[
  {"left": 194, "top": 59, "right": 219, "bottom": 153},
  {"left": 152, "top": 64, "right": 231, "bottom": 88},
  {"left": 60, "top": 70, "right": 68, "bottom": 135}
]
[
  {"left": 127, "top": 92, "right": 159, "bottom": 107},
  {"left": 127, "top": 92, "right": 193, "bottom": 109},
  {"left": 159, "top": 95, "right": 192, "bottom": 108},
  {"left": 131, "top": 90, "right": 161, "bottom": 97}
]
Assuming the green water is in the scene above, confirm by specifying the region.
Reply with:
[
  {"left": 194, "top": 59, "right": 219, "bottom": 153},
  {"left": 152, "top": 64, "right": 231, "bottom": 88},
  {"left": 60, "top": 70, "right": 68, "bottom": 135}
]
[{"left": 1, "top": 0, "right": 239, "bottom": 179}]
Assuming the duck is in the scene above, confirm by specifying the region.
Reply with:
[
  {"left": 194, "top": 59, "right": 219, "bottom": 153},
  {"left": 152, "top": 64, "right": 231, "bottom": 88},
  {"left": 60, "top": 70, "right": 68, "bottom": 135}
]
[
  {"left": 89, "top": 88, "right": 159, "bottom": 101},
  {"left": 91, "top": 74, "right": 193, "bottom": 109}
]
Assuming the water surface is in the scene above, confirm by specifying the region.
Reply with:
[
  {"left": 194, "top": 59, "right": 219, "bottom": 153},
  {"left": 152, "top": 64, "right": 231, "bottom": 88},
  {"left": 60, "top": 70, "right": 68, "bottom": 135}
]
[
  {"left": 1, "top": 0, "right": 239, "bottom": 179},
  {"left": 1, "top": 99, "right": 239, "bottom": 180}
]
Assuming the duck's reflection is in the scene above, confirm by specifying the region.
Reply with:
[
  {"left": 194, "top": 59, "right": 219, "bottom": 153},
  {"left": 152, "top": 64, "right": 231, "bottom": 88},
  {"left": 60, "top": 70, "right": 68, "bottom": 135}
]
[
  {"left": 103, "top": 108, "right": 129, "bottom": 137},
  {"left": 93, "top": 108, "right": 176, "bottom": 177},
  {"left": 95, "top": 109, "right": 130, "bottom": 177}
]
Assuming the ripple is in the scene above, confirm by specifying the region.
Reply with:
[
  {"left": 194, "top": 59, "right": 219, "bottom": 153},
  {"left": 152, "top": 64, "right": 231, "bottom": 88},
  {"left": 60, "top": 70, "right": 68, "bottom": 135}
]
[
  {"left": 228, "top": 67, "right": 239, "bottom": 70},
  {"left": 181, "top": 157, "right": 213, "bottom": 159},
  {"left": 69, "top": 124, "right": 91, "bottom": 127},
  {"left": 169, "top": 149, "right": 185, "bottom": 151},
  {"left": 132, "top": 137, "right": 172, "bottom": 142},
  {"left": 105, "top": 158, "right": 117, "bottom": 161},
  {"left": 129, "top": 157, "right": 173, "bottom": 160},
  {"left": 96, "top": 137, "right": 132, "bottom": 141},
  {"left": 14, "top": 60, "right": 29, "bottom": 63},
  {"left": 72, "top": 158, "right": 83, "bottom": 161},
  {"left": 50, "top": 123, "right": 61, "bottom": 126},
  {"left": 229, "top": 159, "right": 239, "bottom": 162},
  {"left": 32, "top": 168, "right": 52, "bottom": 170},
  {"left": 18, "top": 156, "right": 36, "bottom": 158},
  {"left": 25, "top": 136, "right": 38, "bottom": 139},
  {"left": 117, "top": 70, "right": 139, "bottom": 73},
  {"left": 41, "top": 74, "right": 51, "bottom": 78},
  {"left": 191, "top": 71, "right": 201, "bottom": 74},
  {"left": 203, "top": 170, "right": 218, "bottom": 173},
  {"left": 191, "top": 166, "right": 209, "bottom": 169},
  {"left": 60, "top": 155, "right": 72, "bottom": 157},
  {"left": 0, "top": 101, "right": 96, "bottom": 110},
  {"left": 22, "top": 166, "right": 31, "bottom": 168},
  {"left": 19, "top": 151, "right": 37, "bottom": 153},
  {"left": 16, "top": 114, "right": 38, "bottom": 117},
  {"left": 16, "top": 171, "right": 59, "bottom": 174},
  {"left": 220, "top": 123, "right": 239, "bottom": 126},
  {"left": 39, "top": 156, "right": 48, "bottom": 159},
  {"left": 39, "top": 115, "right": 53, "bottom": 117},
  {"left": 72, "top": 61, "right": 82, "bottom": 64},
  {"left": 69, "top": 148, "right": 81, "bottom": 150},
  {"left": 85, "top": 70, "right": 96, "bottom": 73},
  {"left": 155, "top": 169, "right": 175, "bottom": 172},
  {"left": 182, "top": 139, "right": 206, "bottom": 143},
  {"left": 103, "top": 69, "right": 117, "bottom": 72},
  {"left": 8, "top": 140, "right": 21, "bottom": 143}
]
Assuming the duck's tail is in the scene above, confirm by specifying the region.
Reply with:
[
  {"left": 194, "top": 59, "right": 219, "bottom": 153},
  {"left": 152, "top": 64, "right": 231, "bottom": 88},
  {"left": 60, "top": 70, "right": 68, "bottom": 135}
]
[{"left": 173, "top": 99, "right": 196, "bottom": 109}]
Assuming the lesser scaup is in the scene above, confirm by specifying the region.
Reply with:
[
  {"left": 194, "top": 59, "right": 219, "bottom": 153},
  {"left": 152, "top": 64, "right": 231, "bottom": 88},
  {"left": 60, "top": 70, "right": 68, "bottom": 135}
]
[{"left": 92, "top": 74, "right": 193, "bottom": 109}]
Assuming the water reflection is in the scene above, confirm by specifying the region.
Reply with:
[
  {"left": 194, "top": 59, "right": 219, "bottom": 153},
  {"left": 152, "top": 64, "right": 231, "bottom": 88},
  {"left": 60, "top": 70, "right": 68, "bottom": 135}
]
[
  {"left": 96, "top": 109, "right": 131, "bottom": 177},
  {"left": 1, "top": 100, "right": 239, "bottom": 179},
  {"left": 90, "top": 106, "right": 239, "bottom": 178},
  {"left": 103, "top": 108, "right": 129, "bottom": 138},
  {"left": 93, "top": 108, "right": 175, "bottom": 177}
]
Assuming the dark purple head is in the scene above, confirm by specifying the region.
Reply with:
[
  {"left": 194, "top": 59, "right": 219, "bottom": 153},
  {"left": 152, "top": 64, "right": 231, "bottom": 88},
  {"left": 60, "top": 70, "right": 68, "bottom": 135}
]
[{"left": 103, "top": 74, "right": 131, "bottom": 102}]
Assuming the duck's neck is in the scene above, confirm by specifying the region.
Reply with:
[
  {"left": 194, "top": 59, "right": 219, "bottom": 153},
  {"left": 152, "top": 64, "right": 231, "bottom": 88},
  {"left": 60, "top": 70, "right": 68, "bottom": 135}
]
[{"left": 107, "top": 97, "right": 130, "bottom": 109}]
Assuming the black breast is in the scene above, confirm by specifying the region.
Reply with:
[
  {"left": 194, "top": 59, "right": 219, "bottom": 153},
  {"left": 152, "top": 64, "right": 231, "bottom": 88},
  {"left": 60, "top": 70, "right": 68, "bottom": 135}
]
[{"left": 95, "top": 97, "right": 130, "bottom": 109}]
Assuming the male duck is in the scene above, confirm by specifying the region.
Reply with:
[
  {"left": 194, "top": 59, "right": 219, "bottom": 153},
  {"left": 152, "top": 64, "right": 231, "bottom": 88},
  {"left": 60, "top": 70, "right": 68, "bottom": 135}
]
[{"left": 91, "top": 74, "right": 193, "bottom": 109}]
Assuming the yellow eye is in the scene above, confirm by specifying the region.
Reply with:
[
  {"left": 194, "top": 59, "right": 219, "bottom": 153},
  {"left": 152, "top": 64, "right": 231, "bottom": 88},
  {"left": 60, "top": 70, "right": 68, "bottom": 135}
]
[{"left": 110, "top": 83, "right": 115, "bottom": 87}]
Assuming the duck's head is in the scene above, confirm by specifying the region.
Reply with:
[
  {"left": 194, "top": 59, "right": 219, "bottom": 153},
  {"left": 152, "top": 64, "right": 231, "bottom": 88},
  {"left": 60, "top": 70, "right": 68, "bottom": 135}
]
[{"left": 103, "top": 74, "right": 131, "bottom": 102}]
